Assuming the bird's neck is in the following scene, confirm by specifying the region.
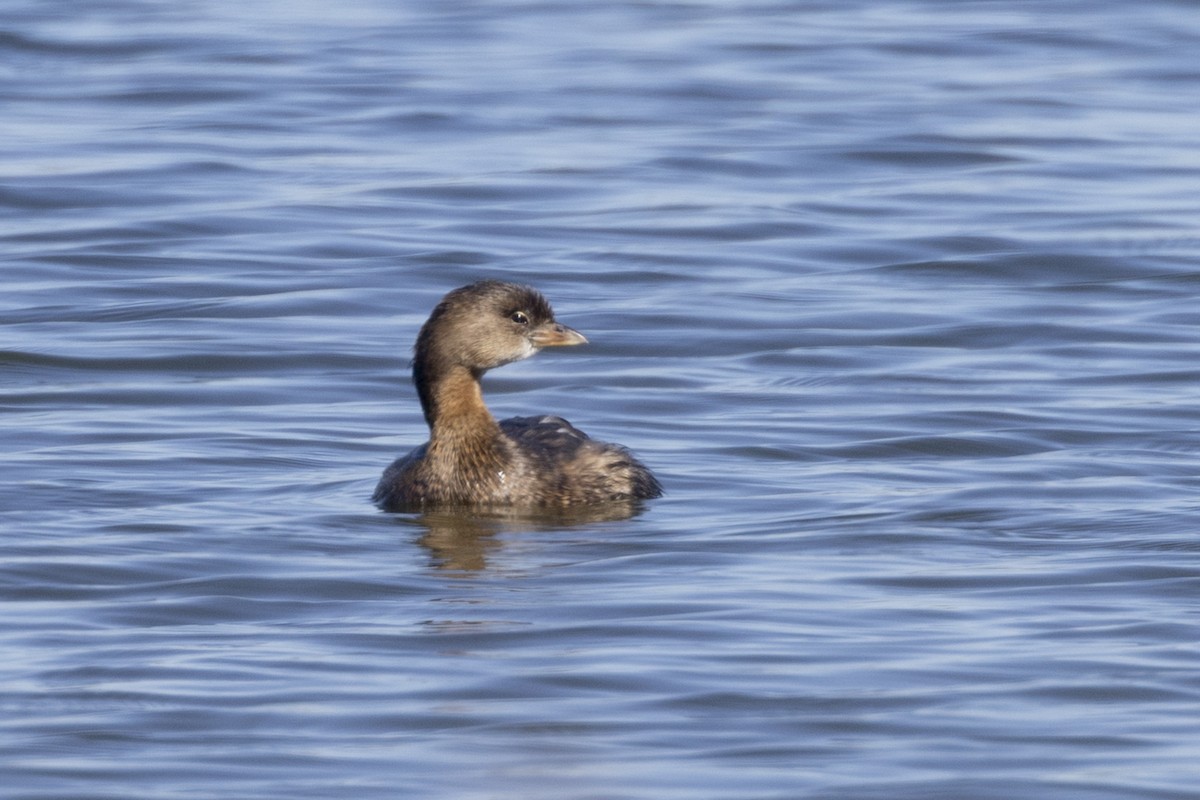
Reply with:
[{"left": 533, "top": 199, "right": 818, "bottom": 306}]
[{"left": 416, "top": 362, "right": 503, "bottom": 455}]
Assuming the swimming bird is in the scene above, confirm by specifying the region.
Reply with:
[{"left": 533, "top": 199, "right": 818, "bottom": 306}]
[{"left": 373, "top": 280, "right": 662, "bottom": 511}]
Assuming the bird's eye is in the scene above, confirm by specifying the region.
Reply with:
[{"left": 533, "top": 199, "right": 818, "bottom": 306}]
[{"left": 510, "top": 311, "right": 529, "bottom": 325}]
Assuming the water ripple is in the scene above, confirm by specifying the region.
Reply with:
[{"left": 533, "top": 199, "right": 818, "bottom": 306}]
[{"left": 5, "top": 1, "right": 1200, "bottom": 799}]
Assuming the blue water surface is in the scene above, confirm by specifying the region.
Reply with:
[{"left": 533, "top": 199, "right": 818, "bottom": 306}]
[{"left": 4, "top": 1, "right": 1200, "bottom": 798}]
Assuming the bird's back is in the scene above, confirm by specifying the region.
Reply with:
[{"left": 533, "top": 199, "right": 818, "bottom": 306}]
[{"left": 500, "top": 415, "right": 663, "bottom": 506}]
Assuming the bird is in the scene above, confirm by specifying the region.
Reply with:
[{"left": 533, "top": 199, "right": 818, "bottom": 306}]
[{"left": 373, "top": 280, "right": 662, "bottom": 512}]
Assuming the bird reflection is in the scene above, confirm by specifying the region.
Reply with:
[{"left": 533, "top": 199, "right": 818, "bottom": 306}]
[{"left": 389, "top": 501, "right": 649, "bottom": 572}]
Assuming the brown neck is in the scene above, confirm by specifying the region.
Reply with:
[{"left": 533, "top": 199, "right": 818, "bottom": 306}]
[
  {"left": 422, "top": 367, "right": 496, "bottom": 431},
  {"left": 417, "top": 367, "right": 501, "bottom": 460},
  {"left": 416, "top": 366, "right": 508, "bottom": 500}
]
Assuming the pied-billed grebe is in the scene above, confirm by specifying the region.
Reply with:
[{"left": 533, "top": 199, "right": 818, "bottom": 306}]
[{"left": 373, "top": 280, "right": 662, "bottom": 511}]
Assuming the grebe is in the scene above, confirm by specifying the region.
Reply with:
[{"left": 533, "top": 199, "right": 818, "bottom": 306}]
[{"left": 373, "top": 280, "right": 662, "bottom": 511}]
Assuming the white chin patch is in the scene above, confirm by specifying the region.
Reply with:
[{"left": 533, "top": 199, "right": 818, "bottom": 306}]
[{"left": 495, "top": 340, "right": 538, "bottom": 368}]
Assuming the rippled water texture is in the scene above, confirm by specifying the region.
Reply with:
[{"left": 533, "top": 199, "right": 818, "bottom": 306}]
[{"left": 4, "top": 1, "right": 1200, "bottom": 798}]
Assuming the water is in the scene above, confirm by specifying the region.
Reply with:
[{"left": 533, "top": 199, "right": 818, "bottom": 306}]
[{"left": 4, "top": 1, "right": 1200, "bottom": 797}]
